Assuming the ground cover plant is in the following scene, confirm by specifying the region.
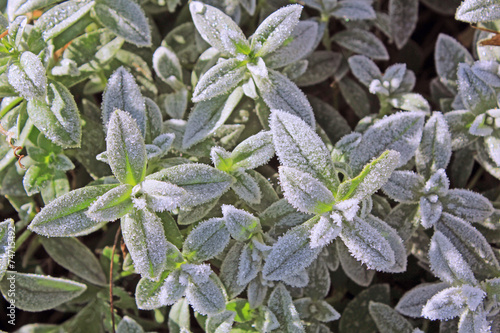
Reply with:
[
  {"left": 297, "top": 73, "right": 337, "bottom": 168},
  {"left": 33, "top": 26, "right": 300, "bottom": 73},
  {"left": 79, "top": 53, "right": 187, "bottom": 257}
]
[{"left": 1, "top": 0, "right": 500, "bottom": 332}]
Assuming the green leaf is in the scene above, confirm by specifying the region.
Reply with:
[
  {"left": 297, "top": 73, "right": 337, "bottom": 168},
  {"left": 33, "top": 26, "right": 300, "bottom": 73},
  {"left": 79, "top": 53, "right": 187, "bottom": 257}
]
[
  {"left": 0, "top": 219, "right": 14, "bottom": 281},
  {"left": 106, "top": 110, "right": 147, "bottom": 185},
  {"left": 369, "top": 302, "right": 414, "bottom": 333},
  {"left": 27, "top": 81, "right": 82, "bottom": 148},
  {"left": 29, "top": 184, "right": 117, "bottom": 237},
  {"left": 121, "top": 207, "right": 169, "bottom": 280},
  {"left": 94, "top": 0, "right": 152, "bottom": 47},
  {"left": 40, "top": 237, "right": 107, "bottom": 286},
  {"left": 230, "top": 131, "right": 275, "bottom": 170},
  {"left": 337, "top": 150, "right": 400, "bottom": 201},
  {"left": 158, "top": 211, "right": 184, "bottom": 249},
  {"left": 153, "top": 46, "right": 183, "bottom": 89},
  {"left": 339, "top": 284, "right": 390, "bottom": 333},
  {"left": 0, "top": 272, "right": 87, "bottom": 312},
  {"left": 183, "top": 218, "right": 230, "bottom": 263},
  {"left": 186, "top": 273, "right": 227, "bottom": 315}
]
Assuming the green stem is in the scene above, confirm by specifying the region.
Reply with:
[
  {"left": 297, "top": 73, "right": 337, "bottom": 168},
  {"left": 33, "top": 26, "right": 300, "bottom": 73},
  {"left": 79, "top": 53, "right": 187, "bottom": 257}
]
[
  {"left": 321, "top": 15, "right": 331, "bottom": 51},
  {"left": 15, "top": 229, "right": 32, "bottom": 251},
  {"left": 378, "top": 97, "right": 392, "bottom": 117},
  {"left": 467, "top": 167, "right": 484, "bottom": 189},
  {"left": 0, "top": 96, "right": 23, "bottom": 119}
]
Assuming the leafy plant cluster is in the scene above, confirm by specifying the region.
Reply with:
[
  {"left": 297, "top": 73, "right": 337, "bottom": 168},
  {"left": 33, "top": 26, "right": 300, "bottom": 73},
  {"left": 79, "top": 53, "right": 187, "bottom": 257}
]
[{"left": 0, "top": 0, "right": 500, "bottom": 332}]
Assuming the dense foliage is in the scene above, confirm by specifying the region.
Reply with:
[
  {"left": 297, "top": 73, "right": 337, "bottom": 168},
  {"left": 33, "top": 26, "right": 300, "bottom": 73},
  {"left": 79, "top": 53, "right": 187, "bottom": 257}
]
[{"left": 1, "top": 0, "right": 500, "bottom": 332}]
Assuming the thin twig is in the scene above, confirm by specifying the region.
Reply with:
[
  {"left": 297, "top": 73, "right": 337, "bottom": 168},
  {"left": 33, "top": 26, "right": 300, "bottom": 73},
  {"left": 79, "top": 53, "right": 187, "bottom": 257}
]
[{"left": 109, "top": 226, "right": 121, "bottom": 333}]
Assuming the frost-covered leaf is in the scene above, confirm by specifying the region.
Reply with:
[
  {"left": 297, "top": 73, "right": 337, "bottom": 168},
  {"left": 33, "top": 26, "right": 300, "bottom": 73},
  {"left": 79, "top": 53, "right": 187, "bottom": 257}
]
[
  {"left": 338, "top": 76, "right": 371, "bottom": 118},
  {"left": 365, "top": 214, "right": 407, "bottom": 273},
  {"left": 264, "top": 21, "right": 318, "bottom": 68},
  {"left": 389, "top": 0, "right": 418, "bottom": 49},
  {"left": 168, "top": 298, "right": 191, "bottom": 332},
  {"left": 121, "top": 207, "right": 169, "bottom": 280},
  {"left": 456, "top": 0, "right": 500, "bottom": 23},
  {"left": 190, "top": 1, "right": 249, "bottom": 55},
  {"left": 485, "top": 136, "right": 500, "bottom": 167},
  {"left": 260, "top": 198, "right": 312, "bottom": 228},
  {"left": 183, "top": 218, "right": 230, "bottom": 263},
  {"left": 153, "top": 46, "right": 183, "bottom": 88},
  {"left": 231, "top": 171, "right": 261, "bottom": 204},
  {"left": 0, "top": 219, "right": 14, "bottom": 280},
  {"left": 304, "top": 259, "right": 331, "bottom": 300},
  {"left": 268, "top": 284, "right": 305, "bottom": 333},
  {"left": 144, "top": 98, "right": 163, "bottom": 144},
  {"left": 117, "top": 316, "right": 144, "bottom": 333},
  {"left": 252, "top": 4, "right": 302, "bottom": 57},
  {"left": 8, "top": 51, "right": 47, "bottom": 100},
  {"left": 421, "top": 287, "right": 467, "bottom": 320},
  {"left": 331, "top": 0, "right": 376, "bottom": 20},
  {"left": 148, "top": 163, "right": 233, "bottom": 207},
  {"left": 396, "top": 282, "right": 450, "bottom": 318},
  {"left": 416, "top": 112, "right": 452, "bottom": 179},
  {"left": 106, "top": 110, "right": 147, "bottom": 185},
  {"left": 94, "top": 0, "right": 152, "bottom": 47},
  {"left": 87, "top": 184, "right": 133, "bottom": 222},
  {"left": 263, "top": 217, "right": 322, "bottom": 280},
  {"left": 337, "top": 150, "right": 400, "bottom": 201},
  {"left": 348, "top": 55, "right": 382, "bottom": 87},
  {"left": 183, "top": 88, "right": 243, "bottom": 149},
  {"left": 29, "top": 184, "right": 117, "bottom": 237},
  {"left": 337, "top": 240, "right": 375, "bottom": 286},
  {"left": 206, "top": 310, "right": 235, "bottom": 333},
  {"left": 349, "top": 111, "right": 425, "bottom": 174},
  {"left": 41, "top": 237, "right": 107, "bottom": 286},
  {"left": 444, "top": 110, "right": 476, "bottom": 150},
  {"left": 441, "top": 189, "right": 493, "bottom": 223},
  {"left": 35, "top": 0, "right": 94, "bottom": 41},
  {"left": 222, "top": 205, "right": 261, "bottom": 241},
  {"left": 270, "top": 110, "right": 337, "bottom": 190},
  {"left": 457, "top": 308, "right": 490, "bottom": 333},
  {"left": 332, "top": 29, "right": 389, "bottom": 60},
  {"left": 136, "top": 271, "right": 183, "bottom": 310},
  {"left": 139, "top": 179, "right": 186, "bottom": 212},
  {"left": 429, "top": 231, "right": 477, "bottom": 285},
  {"left": 388, "top": 93, "right": 430, "bottom": 113},
  {"left": 230, "top": 131, "right": 274, "bottom": 170},
  {"left": 457, "top": 63, "right": 497, "bottom": 115},
  {"left": 309, "top": 215, "right": 341, "bottom": 249},
  {"left": 102, "top": 67, "right": 146, "bottom": 136},
  {"left": 382, "top": 171, "right": 424, "bottom": 203},
  {"left": 27, "top": 81, "right": 81, "bottom": 148},
  {"left": 8, "top": 0, "right": 62, "bottom": 17},
  {"left": 220, "top": 242, "right": 247, "bottom": 298},
  {"left": 162, "top": 88, "right": 188, "bottom": 119},
  {"left": 435, "top": 34, "right": 473, "bottom": 92},
  {"left": 369, "top": 302, "right": 414, "bottom": 333},
  {"left": 340, "top": 216, "right": 395, "bottom": 271},
  {"left": 238, "top": 242, "right": 261, "bottom": 286},
  {"left": 279, "top": 166, "right": 335, "bottom": 214},
  {"left": 186, "top": 273, "right": 227, "bottom": 315},
  {"left": 296, "top": 51, "right": 342, "bottom": 88},
  {"left": 435, "top": 213, "right": 500, "bottom": 280},
  {"left": 193, "top": 58, "right": 247, "bottom": 102},
  {"left": 0, "top": 272, "right": 86, "bottom": 312},
  {"left": 254, "top": 70, "right": 315, "bottom": 127}
]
